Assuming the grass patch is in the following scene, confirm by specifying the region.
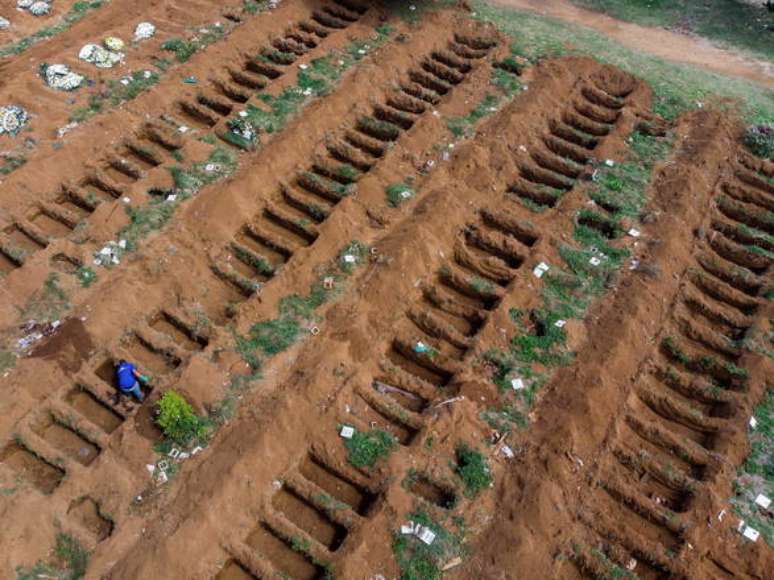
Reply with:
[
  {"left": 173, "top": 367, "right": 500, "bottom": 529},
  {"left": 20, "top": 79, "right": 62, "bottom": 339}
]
[
  {"left": 570, "top": 0, "right": 774, "bottom": 62},
  {"left": 386, "top": 181, "right": 416, "bottom": 207},
  {"left": 0, "top": 154, "right": 27, "bottom": 176},
  {"left": 161, "top": 25, "right": 225, "bottom": 63},
  {"left": 19, "top": 273, "right": 70, "bottom": 323},
  {"left": 392, "top": 509, "right": 465, "bottom": 580},
  {"left": 0, "top": 1, "right": 107, "bottom": 58},
  {"left": 70, "top": 70, "right": 160, "bottom": 123},
  {"left": 469, "top": 0, "right": 774, "bottom": 122},
  {"left": 116, "top": 146, "right": 236, "bottom": 253},
  {"left": 454, "top": 444, "right": 493, "bottom": 496},
  {"left": 344, "top": 428, "right": 397, "bottom": 468},
  {"left": 745, "top": 124, "right": 774, "bottom": 160},
  {"left": 234, "top": 241, "right": 368, "bottom": 368},
  {"left": 16, "top": 532, "right": 89, "bottom": 580},
  {"left": 730, "top": 388, "right": 773, "bottom": 547},
  {"left": 75, "top": 266, "right": 97, "bottom": 288},
  {"left": 0, "top": 350, "right": 15, "bottom": 374},
  {"left": 224, "top": 30, "right": 393, "bottom": 148}
]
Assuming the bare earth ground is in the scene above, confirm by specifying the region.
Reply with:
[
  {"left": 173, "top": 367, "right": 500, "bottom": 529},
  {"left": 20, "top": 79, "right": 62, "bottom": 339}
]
[{"left": 0, "top": 1, "right": 771, "bottom": 579}]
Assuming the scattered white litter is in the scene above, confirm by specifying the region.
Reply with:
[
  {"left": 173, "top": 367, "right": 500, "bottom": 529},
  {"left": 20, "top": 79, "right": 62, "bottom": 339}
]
[
  {"left": 168, "top": 448, "right": 181, "bottom": 459},
  {"left": 239, "top": 110, "right": 248, "bottom": 117},
  {"left": 323, "top": 276, "right": 335, "bottom": 289},
  {"left": 343, "top": 254, "right": 356, "bottom": 263},
  {"left": 737, "top": 519, "right": 746, "bottom": 532},
  {"left": 500, "top": 445, "right": 515, "bottom": 459},
  {"left": 0, "top": 105, "right": 29, "bottom": 136},
  {"left": 400, "top": 190, "right": 412, "bottom": 199},
  {"left": 589, "top": 256, "right": 601, "bottom": 266},
  {"left": 166, "top": 194, "right": 177, "bottom": 202},
  {"left": 79, "top": 43, "right": 123, "bottom": 68},
  {"left": 120, "top": 78, "right": 130, "bottom": 86},
  {"left": 533, "top": 261, "right": 550, "bottom": 278},
  {"left": 754, "top": 494, "right": 771, "bottom": 509},
  {"left": 511, "top": 378, "right": 525, "bottom": 391},
  {"left": 340, "top": 425, "right": 355, "bottom": 439},
  {"left": 156, "top": 471, "right": 168, "bottom": 484},
  {"left": 178, "top": 452, "right": 190, "bottom": 460},
  {"left": 43, "top": 64, "right": 84, "bottom": 91},
  {"left": 750, "top": 416, "right": 758, "bottom": 429},
  {"left": 742, "top": 526, "right": 760, "bottom": 542},
  {"left": 57, "top": 121, "right": 78, "bottom": 138},
  {"left": 416, "top": 526, "right": 436, "bottom": 545},
  {"left": 145, "top": 464, "right": 156, "bottom": 475},
  {"left": 605, "top": 159, "right": 615, "bottom": 167},
  {"left": 0, "top": 17, "right": 9, "bottom": 30},
  {"left": 626, "top": 559, "right": 637, "bottom": 571},
  {"left": 554, "top": 319, "right": 566, "bottom": 328},
  {"left": 432, "top": 110, "right": 440, "bottom": 117},
  {"left": 205, "top": 163, "right": 217, "bottom": 172},
  {"left": 158, "top": 460, "right": 169, "bottom": 471},
  {"left": 414, "top": 341, "right": 429, "bottom": 353},
  {"left": 134, "top": 22, "right": 156, "bottom": 42},
  {"left": 310, "top": 326, "right": 320, "bottom": 336},
  {"left": 272, "top": 479, "right": 283, "bottom": 490},
  {"left": 628, "top": 258, "right": 640, "bottom": 271},
  {"left": 409, "top": 4, "right": 416, "bottom": 10},
  {"left": 518, "top": 145, "right": 527, "bottom": 153},
  {"left": 442, "top": 557, "right": 463, "bottom": 571},
  {"left": 104, "top": 36, "right": 125, "bottom": 51},
  {"left": 191, "top": 446, "right": 203, "bottom": 455},
  {"left": 628, "top": 228, "right": 641, "bottom": 237},
  {"left": 717, "top": 508, "right": 726, "bottom": 522},
  {"left": 401, "top": 521, "right": 416, "bottom": 535},
  {"left": 17, "top": 0, "right": 34, "bottom": 8},
  {"left": 30, "top": 1, "right": 51, "bottom": 16},
  {"left": 178, "top": 125, "right": 189, "bottom": 133}
]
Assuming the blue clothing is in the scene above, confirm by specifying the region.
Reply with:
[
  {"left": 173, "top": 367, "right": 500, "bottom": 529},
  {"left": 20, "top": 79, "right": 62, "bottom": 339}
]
[
  {"left": 122, "top": 381, "right": 144, "bottom": 402},
  {"left": 117, "top": 363, "right": 137, "bottom": 389}
]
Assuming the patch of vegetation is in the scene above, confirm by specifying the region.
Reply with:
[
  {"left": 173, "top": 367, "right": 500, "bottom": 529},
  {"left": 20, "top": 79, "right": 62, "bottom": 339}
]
[
  {"left": 75, "top": 266, "right": 97, "bottom": 288},
  {"left": 225, "top": 31, "right": 393, "bottom": 148},
  {"left": 117, "top": 146, "right": 236, "bottom": 251},
  {"left": 16, "top": 532, "right": 89, "bottom": 580},
  {"left": 744, "top": 124, "right": 774, "bottom": 160},
  {"left": 161, "top": 25, "right": 225, "bottom": 63},
  {"left": 392, "top": 509, "right": 465, "bottom": 580},
  {"left": 447, "top": 94, "right": 500, "bottom": 138},
  {"left": 0, "top": 350, "right": 15, "bottom": 374},
  {"left": 70, "top": 70, "right": 160, "bottom": 123},
  {"left": 0, "top": 154, "right": 27, "bottom": 176},
  {"left": 480, "top": 405, "right": 528, "bottom": 434},
  {"left": 344, "top": 428, "right": 397, "bottom": 468},
  {"left": 730, "top": 388, "right": 773, "bottom": 546},
  {"left": 19, "top": 273, "right": 70, "bottom": 322},
  {"left": 0, "top": 1, "right": 106, "bottom": 58},
  {"left": 242, "top": 0, "right": 270, "bottom": 14},
  {"left": 234, "top": 241, "right": 367, "bottom": 368},
  {"left": 470, "top": 0, "right": 774, "bottom": 122},
  {"left": 454, "top": 444, "right": 492, "bottom": 496},
  {"left": 570, "top": 0, "right": 774, "bottom": 62},
  {"left": 386, "top": 181, "right": 416, "bottom": 207},
  {"left": 156, "top": 390, "right": 210, "bottom": 446}
]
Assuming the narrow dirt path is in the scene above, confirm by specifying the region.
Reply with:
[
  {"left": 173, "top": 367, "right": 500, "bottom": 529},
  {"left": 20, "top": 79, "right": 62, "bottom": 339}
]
[{"left": 488, "top": 0, "right": 774, "bottom": 88}]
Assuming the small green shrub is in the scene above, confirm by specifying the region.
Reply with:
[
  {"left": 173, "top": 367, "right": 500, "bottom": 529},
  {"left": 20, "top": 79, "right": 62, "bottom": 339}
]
[
  {"left": 248, "top": 318, "right": 301, "bottom": 355},
  {"left": 345, "top": 428, "right": 397, "bottom": 468},
  {"left": 156, "top": 390, "right": 208, "bottom": 446},
  {"left": 454, "top": 444, "right": 492, "bottom": 496},
  {"left": 744, "top": 124, "right": 774, "bottom": 160},
  {"left": 386, "top": 182, "right": 415, "bottom": 207},
  {"left": 16, "top": 532, "right": 88, "bottom": 580}
]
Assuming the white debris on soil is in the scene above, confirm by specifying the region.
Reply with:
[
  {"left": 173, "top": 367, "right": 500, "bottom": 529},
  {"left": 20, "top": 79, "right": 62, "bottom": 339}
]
[
  {"left": 0, "top": 17, "right": 10, "bottom": 30},
  {"left": 17, "top": 0, "right": 52, "bottom": 16},
  {"left": 43, "top": 63, "right": 84, "bottom": 91},
  {"left": 134, "top": 21, "right": 155, "bottom": 41},
  {"left": 16, "top": 319, "right": 61, "bottom": 351},
  {"left": 0, "top": 105, "right": 29, "bottom": 136},
  {"left": 93, "top": 240, "right": 128, "bottom": 267},
  {"left": 79, "top": 43, "right": 124, "bottom": 68},
  {"left": 17, "top": 0, "right": 34, "bottom": 8},
  {"left": 754, "top": 494, "right": 771, "bottom": 509},
  {"left": 742, "top": 526, "right": 760, "bottom": 542},
  {"left": 57, "top": 121, "right": 78, "bottom": 138},
  {"left": 749, "top": 416, "right": 758, "bottom": 429},
  {"left": 533, "top": 261, "right": 550, "bottom": 278},
  {"left": 340, "top": 425, "right": 355, "bottom": 439}
]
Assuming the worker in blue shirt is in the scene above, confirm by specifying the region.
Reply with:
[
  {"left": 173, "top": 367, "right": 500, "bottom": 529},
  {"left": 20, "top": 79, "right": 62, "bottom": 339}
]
[{"left": 116, "top": 359, "right": 145, "bottom": 402}]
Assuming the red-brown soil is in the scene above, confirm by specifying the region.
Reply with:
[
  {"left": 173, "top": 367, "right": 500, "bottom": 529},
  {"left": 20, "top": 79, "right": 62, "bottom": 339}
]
[{"left": 0, "top": 1, "right": 771, "bottom": 579}]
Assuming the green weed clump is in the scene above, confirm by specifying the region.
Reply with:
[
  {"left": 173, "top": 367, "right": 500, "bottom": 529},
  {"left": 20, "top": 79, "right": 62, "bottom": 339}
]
[
  {"left": 70, "top": 70, "right": 160, "bottom": 123},
  {"left": 20, "top": 273, "right": 70, "bottom": 322},
  {"left": 161, "top": 26, "right": 224, "bottom": 63},
  {"left": 1, "top": 154, "right": 28, "bottom": 176},
  {"left": 730, "top": 389, "right": 773, "bottom": 546},
  {"left": 156, "top": 390, "right": 209, "bottom": 446},
  {"left": 392, "top": 510, "right": 465, "bottom": 580},
  {"left": 16, "top": 532, "right": 89, "bottom": 580},
  {"left": 744, "top": 124, "right": 774, "bottom": 160},
  {"left": 75, "top": 266, "right": 97, "bottom": 288},
  {"left": 454, "top": 444, "right": 492, "bottom": 496},
  {"left": 344, "top": 428, "right": 397, "bottom": 468},
  {"left": 1, "top": 1, "right": 106, "bottom": 58},
  {"left": 386, "top": 182, "right": 416, "bottom": 207}
]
